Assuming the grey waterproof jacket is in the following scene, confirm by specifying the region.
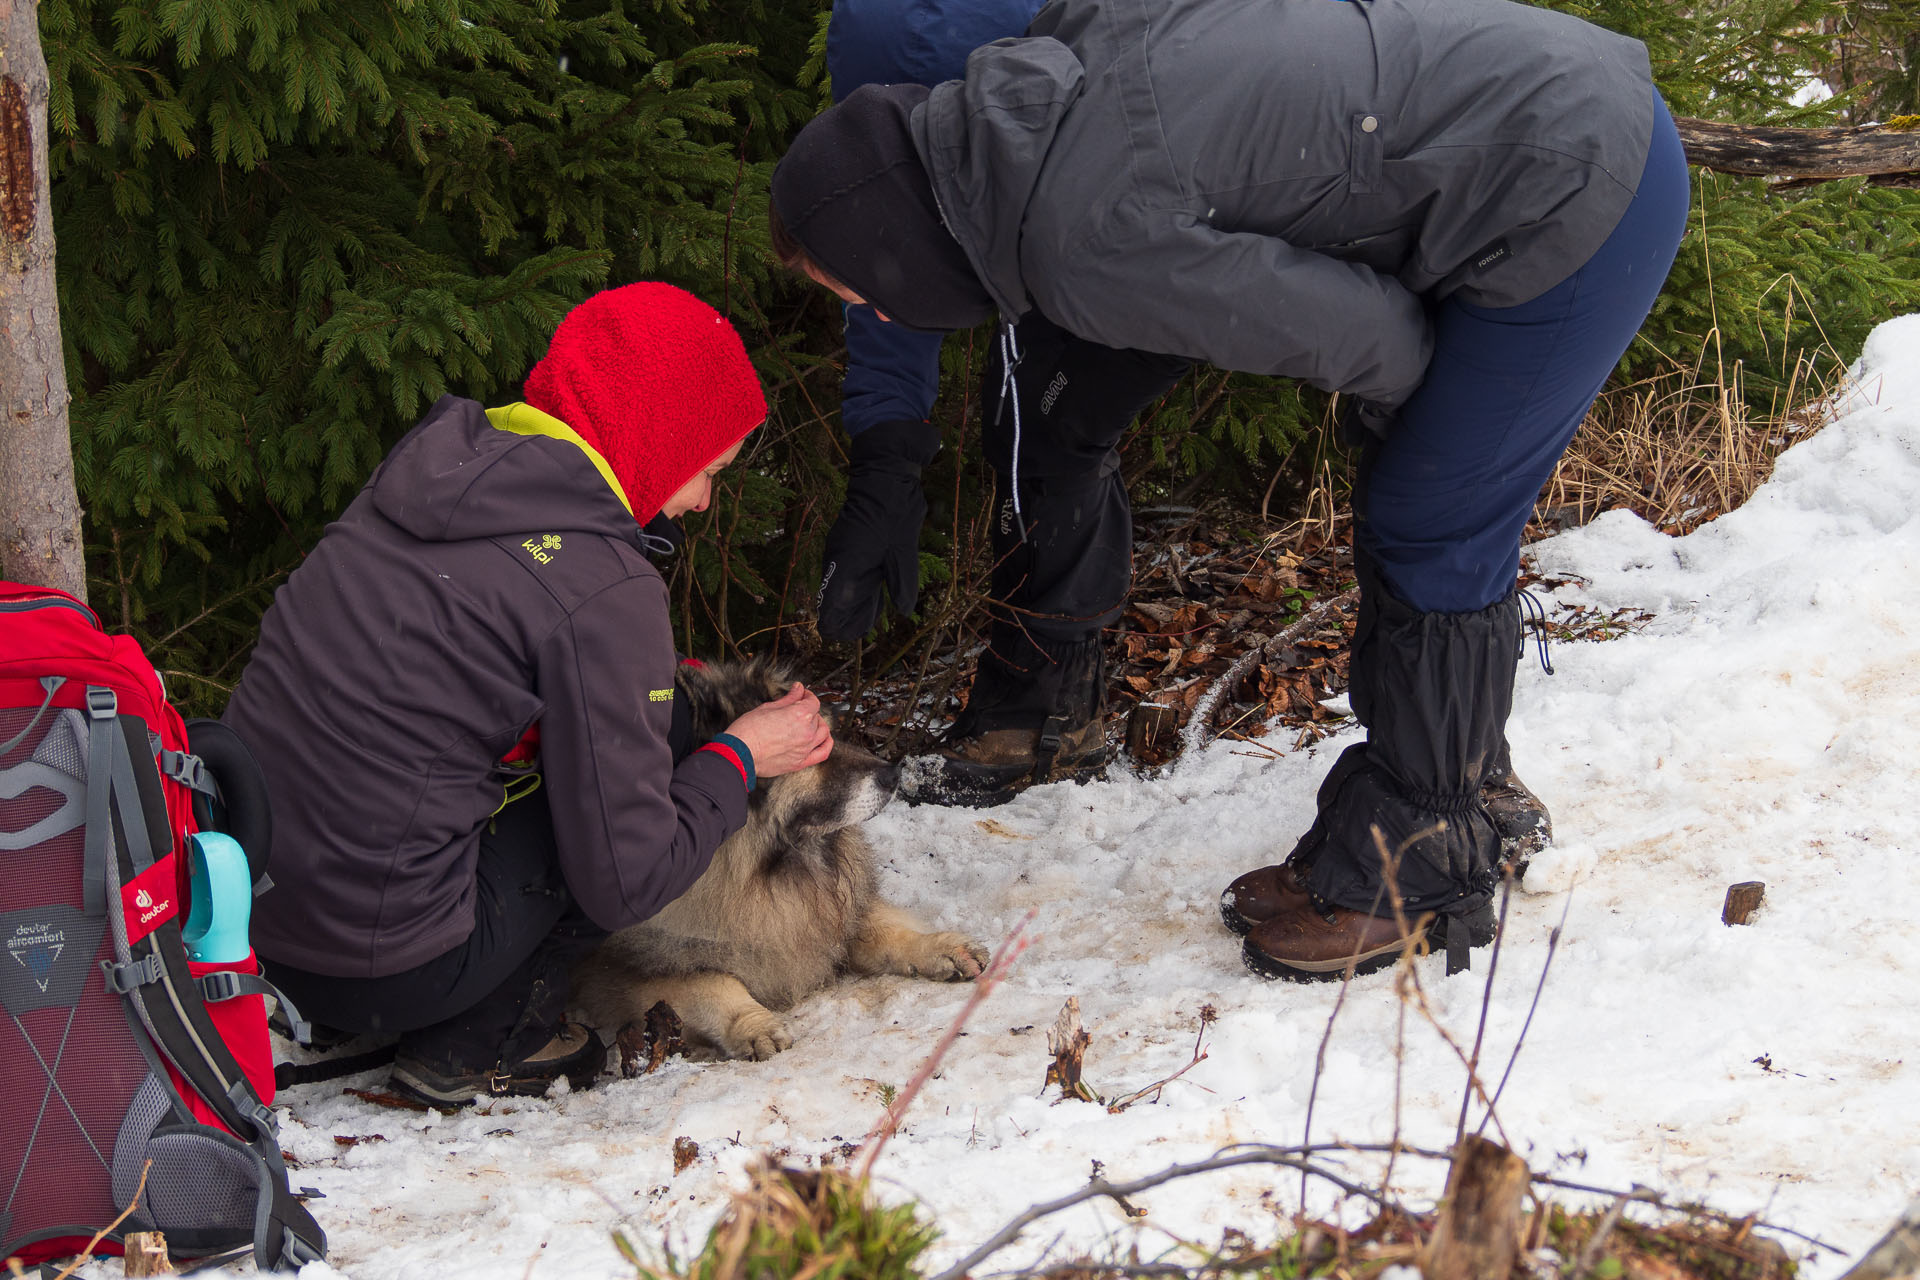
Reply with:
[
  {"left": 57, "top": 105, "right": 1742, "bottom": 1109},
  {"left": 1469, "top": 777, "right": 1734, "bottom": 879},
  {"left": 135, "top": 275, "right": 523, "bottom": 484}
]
[
  {"left": 913, "top": 0, "right": 1656, "bottom": 406},
  {"left": 224, "top": 396, "right": 749, "bottom": 978}
]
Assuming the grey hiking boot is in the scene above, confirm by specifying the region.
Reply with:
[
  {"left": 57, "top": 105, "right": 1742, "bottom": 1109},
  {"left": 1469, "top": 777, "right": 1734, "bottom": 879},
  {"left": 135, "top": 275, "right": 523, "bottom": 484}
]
[
  {"left": 390, "top": 1022, "right": 605, "bottom": 1106},
  {"left": 899, "top": 638, "right": 1110, "bottom": 808}
]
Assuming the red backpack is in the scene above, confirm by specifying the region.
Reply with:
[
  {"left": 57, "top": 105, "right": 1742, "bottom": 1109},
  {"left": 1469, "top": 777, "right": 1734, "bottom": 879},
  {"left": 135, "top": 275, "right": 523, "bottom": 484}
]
[{"left": 0, "top": 581, "right": 326, "bottom": 1270}]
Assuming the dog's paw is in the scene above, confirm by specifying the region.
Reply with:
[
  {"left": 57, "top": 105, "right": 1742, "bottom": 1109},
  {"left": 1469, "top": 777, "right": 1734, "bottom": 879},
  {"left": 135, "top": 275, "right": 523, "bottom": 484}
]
[
  {"left": 908, "top": 933, "right": 991, "bottom": 982},
  {"left": 723, "top": 1008, "right": 795, "bottom": 1061}
]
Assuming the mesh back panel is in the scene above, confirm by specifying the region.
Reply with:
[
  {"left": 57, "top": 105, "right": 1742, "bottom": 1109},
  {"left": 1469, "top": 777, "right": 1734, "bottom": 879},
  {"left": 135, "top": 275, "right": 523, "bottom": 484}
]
[
  {"left": 36, "top": 712, "right": 84, "bottom": 780},
  {"left": 0, "top": 707, "right": 154, "bottom": 1254},
  {"left": 111, "top": 1073, "right": 173, "bottom": 1212},
  {"left": 142, "top": 1130, "right": 261, "bottom": 1233}
]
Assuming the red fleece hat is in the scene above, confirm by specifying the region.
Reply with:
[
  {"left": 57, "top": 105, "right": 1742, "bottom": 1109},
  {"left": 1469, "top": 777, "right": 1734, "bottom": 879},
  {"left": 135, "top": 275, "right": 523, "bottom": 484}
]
[{"left": 523, "top": 283, "right": 767, "bottom": 524}]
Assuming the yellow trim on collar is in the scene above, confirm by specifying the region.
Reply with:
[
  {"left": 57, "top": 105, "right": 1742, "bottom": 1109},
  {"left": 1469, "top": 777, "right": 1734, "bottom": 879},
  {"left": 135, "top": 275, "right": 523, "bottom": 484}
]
[{"left": 485, "top": 402, "right": 633, "bottom": 517}]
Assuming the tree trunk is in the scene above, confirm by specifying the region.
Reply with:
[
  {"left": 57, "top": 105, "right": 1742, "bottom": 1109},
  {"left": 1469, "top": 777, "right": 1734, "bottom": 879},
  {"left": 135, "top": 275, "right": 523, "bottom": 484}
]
[
  {"left": 0, "top": 0, "right": 85, "bottom": 599},
  {"left": 1676, "top": 115, "right": 1920, "bottom": 187}
]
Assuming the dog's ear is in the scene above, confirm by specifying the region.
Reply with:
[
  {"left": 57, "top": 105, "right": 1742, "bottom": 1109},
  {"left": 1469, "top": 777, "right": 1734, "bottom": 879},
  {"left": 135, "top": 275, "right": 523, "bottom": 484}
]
[
  {"left": 743, "top": 654, "right": 793, "bottom": 704},
  {"left": 673, "top": 661, "right": 733, "bottom": 741}
]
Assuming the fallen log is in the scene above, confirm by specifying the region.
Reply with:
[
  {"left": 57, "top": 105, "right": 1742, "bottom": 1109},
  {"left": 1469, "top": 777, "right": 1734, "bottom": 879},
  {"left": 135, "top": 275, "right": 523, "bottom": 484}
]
[{"left": 1675, "top": 115, "right": 1920, "bottom": 186}]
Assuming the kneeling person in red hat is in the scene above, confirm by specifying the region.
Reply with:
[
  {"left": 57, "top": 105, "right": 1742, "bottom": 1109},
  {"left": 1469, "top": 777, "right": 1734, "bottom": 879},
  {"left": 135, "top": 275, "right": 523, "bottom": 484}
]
[{"left": 224, "top": 283, "right": 833, "bottom": 1104}]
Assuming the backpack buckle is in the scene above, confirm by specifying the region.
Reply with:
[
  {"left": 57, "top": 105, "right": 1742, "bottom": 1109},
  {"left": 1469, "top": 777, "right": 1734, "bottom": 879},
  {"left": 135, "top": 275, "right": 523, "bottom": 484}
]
[
  {"left": 102, "top": 954, "right": 164, "bottom": 993},
  {"left": 197, "top": 969, "right": 244, "bottom": 1002}
]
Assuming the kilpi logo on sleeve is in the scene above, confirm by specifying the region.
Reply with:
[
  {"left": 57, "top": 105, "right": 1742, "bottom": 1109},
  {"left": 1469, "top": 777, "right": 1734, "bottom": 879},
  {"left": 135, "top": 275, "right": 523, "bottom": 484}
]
[{"left": 521, "top": 533, "right": 564, "bottom": 564}]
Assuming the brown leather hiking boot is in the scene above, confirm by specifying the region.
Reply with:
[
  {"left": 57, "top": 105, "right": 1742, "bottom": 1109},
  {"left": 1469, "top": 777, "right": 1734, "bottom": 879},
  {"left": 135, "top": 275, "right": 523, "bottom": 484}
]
[
  {"left": 1219, "top": 861, "right": 1313, "bottom": 937},
  {"left": 900, "top": 717, "right": 1110, "bottom": 809},
  {"left": 1241, "top": 900, "right": 1427, "bottom": 982},
  {"left": 899, "top": 637, "right": 1110, "bottom": 808},
  {"left": 1224, "top": 768, "right": 1546, "bottom": 938},
  {"left": 1483, "top": 766, "right": 1552, "bottom": 878}
]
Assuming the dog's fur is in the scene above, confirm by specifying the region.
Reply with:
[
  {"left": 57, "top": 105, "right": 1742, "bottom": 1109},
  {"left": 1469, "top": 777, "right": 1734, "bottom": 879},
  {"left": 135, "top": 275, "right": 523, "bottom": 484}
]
[{"left": 570, "top": 658, "right": 988, "bottom": 1060}]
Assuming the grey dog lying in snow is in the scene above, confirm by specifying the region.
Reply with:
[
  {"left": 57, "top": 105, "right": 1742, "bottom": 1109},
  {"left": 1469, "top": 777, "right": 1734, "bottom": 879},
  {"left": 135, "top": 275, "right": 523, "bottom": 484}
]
[{"left": 571, "top": 658, "right": 989, "bottom": 1060}]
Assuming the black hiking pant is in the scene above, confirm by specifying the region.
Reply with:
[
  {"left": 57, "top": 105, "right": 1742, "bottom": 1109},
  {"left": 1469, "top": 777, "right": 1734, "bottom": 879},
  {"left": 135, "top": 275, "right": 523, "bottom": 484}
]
[
  {"left": 972, "top": 310, "right": 1189, "bottom": 719},
  {"left": 263, "top": 788, "right": 606, "bottom": 1069},
  {"left": 263, "top": 696, "right": 695, "bottom": 1070}
]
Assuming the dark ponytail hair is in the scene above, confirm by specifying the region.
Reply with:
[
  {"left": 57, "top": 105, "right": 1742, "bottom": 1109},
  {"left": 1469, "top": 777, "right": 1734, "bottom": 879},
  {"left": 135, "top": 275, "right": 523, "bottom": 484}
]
[{"left": 768, "top": 197, "right": 854, "bottom": 293}]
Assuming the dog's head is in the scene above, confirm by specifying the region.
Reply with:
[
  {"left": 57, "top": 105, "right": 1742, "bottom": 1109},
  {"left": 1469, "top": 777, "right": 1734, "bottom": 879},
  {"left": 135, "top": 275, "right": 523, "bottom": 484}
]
[{"left": 675, "top": 657, "right": 897, "bottom": 837}]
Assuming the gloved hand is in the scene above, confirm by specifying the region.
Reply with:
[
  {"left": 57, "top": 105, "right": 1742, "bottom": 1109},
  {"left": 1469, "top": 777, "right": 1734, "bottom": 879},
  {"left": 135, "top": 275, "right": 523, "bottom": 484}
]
[
  {"left": 1334, "top": 395, "right": 1400, "bottom": 448},
  {"left": 815, "top": 418, "right": 941, "bottom": 643}
]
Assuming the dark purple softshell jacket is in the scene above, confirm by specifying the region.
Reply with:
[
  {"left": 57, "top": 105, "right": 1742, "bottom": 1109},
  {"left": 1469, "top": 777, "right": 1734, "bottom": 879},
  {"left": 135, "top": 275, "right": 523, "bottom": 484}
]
[{"left": 224, "top": 396, "right": 747, "bottom": 977}]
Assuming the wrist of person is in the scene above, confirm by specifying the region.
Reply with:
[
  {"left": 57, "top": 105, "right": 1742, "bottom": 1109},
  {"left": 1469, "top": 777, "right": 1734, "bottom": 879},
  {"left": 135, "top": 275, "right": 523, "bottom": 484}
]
[
  {"left": 849, "top": 418, "right": 940, "bottom": 472},
  {"left": 697, "top": 732, "right": 757, "bottom": 791}
]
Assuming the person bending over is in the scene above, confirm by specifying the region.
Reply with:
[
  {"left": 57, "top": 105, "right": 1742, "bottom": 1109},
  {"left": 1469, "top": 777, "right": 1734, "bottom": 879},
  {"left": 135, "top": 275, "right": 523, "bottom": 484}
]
[{"left": 769, "top": 0, "right": 1690, "bottom": 978}]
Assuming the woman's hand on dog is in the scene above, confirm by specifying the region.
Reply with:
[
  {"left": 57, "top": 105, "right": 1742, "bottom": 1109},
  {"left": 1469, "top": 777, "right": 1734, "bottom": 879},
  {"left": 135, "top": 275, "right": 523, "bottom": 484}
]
[{"left": 727, "top": 682, "right": 834, "bottom": 778}]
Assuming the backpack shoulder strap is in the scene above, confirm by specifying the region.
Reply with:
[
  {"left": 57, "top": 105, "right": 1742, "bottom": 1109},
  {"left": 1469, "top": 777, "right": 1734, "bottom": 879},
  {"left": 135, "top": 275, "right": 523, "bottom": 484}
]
[{"left": 91, "top": 696, "right": 327, "bottom": 1270}]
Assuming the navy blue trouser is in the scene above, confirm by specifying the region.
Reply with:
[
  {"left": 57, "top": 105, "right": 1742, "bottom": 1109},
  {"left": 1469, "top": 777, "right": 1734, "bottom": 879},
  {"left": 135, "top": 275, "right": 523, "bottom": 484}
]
[
  {"left": 827, "top": 0, "right": 1045, "bottom": 435},
  {"left": 1359, "top": 92, "right": 1693, "bottom": 614}
]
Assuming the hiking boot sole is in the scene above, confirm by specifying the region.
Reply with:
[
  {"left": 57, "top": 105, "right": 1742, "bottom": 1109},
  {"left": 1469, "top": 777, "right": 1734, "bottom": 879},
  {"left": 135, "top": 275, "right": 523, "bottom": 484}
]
[
  {"left": 1220, "top": 897, "right": 1256, "bottom": 938},
  {"left": 1240, "top": 933, "right": 1415, "bottom": 983},
  {"left": 1240, "top": 909, "right": 1496, "bottom": 983},
  {"left": 897, "top": 747, "right": 1112, "bottom": 809},
  {"left": 388, "top": 1059, "right": 602, "bottom": 1107}
]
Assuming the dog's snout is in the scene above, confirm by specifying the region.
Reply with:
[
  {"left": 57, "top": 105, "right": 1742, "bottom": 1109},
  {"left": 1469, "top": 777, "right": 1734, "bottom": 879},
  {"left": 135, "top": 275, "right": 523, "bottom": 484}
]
[{"left": 876, "top": 761, "right": 901, "bottom": 794}]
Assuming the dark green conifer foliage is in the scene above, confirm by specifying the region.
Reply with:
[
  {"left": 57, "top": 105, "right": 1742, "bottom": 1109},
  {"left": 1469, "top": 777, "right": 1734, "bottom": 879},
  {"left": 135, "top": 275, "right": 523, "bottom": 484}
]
[
  {"left": 1571, "top": 0, "right": 1920, "bottom": 406},
  {"left": 37, "top": 0, "right": 1920, "bottom": 699},
  {"left": 42, "top": 0, "right": 782, "bottom": 706}
]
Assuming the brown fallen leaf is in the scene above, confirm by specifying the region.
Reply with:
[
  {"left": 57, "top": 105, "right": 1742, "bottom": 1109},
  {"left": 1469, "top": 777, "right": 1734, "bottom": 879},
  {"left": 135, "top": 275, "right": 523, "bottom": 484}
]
[{"left": 618, "top": 1000, "right": 686, "bottom": 1078}]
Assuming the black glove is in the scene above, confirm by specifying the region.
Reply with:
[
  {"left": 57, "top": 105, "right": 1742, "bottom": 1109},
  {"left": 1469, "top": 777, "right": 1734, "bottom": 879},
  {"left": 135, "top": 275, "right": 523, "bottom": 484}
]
[
  {"left": 816, "top": 418, "right": 941, "bottom": 644},
  {"left": 1334, "top": 395, "right": 1400, "bottom": 448}
]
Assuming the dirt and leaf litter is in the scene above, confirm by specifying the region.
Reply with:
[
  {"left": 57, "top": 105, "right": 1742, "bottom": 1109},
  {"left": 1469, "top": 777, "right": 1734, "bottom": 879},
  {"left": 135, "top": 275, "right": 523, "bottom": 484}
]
[{"left": 823, "top": 502, "right": 1652, "bottom": 771}]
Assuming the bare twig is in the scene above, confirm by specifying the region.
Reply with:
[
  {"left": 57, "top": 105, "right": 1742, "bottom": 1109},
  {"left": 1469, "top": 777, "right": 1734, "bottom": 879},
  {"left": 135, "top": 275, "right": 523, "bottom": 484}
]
[
  {"left": 1479, "top": 888, "right": 1574, "bottom": 1137},
  {"left": 854, "top": 912, "right": 1035, "bottom": 1179},
  {"left": 1179, "top": 586, "right": 1358, "bottom": 760},
  {"left": 1571, "top": 1193, "right": 1632, "bottom": 1278},
  {"left": 1105, "top": 1012, "right": 1213, "bottom": 1113},
  {"left": 1383, "top": 962, "right": 1408, "bottom": 1201},
  {"left": 1455, "top": 871, "right": 1516, "bottom": 1145},
  {"left": 1300, "top": 960, "right": 1358, "bottom": 1212},
  {"left": 929, "top": 1145, "right": 1415, "bottom": 1280},
  {"left": 1523, "top": 1175, "right": 1844, "bottom": 1255},
  {"left": 51, "top": 1159, "right": 153, "bottom": 1280}
]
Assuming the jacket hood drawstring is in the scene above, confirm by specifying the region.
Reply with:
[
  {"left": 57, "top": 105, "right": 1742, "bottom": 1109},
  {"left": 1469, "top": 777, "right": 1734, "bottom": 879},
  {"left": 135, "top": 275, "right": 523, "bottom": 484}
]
[{"left": 997, "top": 321, "right": 1029, "bottom": 544}]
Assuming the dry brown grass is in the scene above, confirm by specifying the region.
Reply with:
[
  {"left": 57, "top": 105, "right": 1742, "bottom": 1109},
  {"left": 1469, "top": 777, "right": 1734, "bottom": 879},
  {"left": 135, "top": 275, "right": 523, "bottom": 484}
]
[{"left": 1540, "top": 342, "right": 1844, "bottom": 539}]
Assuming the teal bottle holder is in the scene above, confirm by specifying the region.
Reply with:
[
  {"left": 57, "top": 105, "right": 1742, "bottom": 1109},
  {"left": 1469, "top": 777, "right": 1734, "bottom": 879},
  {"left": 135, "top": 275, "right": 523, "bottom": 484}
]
[{"left": 182, "top": 831, "right": 254, "bottom": 964}]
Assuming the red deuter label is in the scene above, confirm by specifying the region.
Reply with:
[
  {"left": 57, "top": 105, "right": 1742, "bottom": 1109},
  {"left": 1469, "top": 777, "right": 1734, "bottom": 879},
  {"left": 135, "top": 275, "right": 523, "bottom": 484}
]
[{"left": 122, "top": 853, "right": 179, "bottom": 944}]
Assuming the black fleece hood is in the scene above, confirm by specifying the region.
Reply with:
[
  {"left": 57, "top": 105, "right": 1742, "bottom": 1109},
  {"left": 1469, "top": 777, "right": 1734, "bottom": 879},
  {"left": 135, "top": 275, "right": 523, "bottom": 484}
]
[{"left": 771, "top": 84, "right": 995, "bottom": 333}]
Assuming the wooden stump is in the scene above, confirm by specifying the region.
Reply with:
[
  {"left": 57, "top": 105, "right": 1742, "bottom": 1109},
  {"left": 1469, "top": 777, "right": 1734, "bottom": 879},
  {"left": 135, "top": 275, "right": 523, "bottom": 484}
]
[
  {"left": 123, "top": 1231, "right": 174, "bottom": 1276},
  {"left": 1722, "top": 881, "right": 1767, "bottom": 926},
  {"left": 1421, "top": 1136, "right": 1530, "bottom": 1280},
  {"left": 1125, "top": 703, "right": 1180, "bottom": 760},
  {"left": 1838, "top": 1196, "right": 1920, "bottom": 1280}
]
